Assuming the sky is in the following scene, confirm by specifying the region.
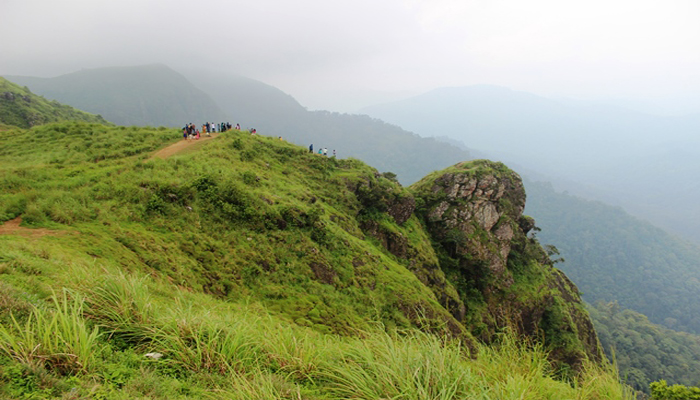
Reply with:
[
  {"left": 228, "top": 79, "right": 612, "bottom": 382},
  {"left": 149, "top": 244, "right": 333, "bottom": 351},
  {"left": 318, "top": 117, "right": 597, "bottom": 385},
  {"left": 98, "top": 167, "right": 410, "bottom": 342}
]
[{"left": 1, "top": 0, "right": 699, "bottom": 112}]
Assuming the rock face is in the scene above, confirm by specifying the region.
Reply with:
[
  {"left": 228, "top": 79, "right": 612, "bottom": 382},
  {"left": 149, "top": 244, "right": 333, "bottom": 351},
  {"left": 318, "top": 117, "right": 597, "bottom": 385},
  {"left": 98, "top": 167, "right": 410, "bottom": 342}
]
[
  {"left": 424, "top": 163, "right": 525, "bottom": 280},
  {"left": 411, "top": 160, "right": 603, "bottom": 370}
]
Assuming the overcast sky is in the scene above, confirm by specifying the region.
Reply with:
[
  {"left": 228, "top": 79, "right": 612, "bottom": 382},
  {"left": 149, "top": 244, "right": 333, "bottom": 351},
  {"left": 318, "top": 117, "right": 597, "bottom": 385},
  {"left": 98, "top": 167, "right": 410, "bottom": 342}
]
[{"left": 1, "top": 0, "right": 699, "bottom": 112}]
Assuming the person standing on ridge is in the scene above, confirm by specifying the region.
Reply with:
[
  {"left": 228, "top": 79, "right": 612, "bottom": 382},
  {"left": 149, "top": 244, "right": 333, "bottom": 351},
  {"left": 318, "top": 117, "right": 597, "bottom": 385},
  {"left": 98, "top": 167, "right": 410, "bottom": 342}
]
[{"left": 309, "top": 144, "right": 313, "bottom": 153}]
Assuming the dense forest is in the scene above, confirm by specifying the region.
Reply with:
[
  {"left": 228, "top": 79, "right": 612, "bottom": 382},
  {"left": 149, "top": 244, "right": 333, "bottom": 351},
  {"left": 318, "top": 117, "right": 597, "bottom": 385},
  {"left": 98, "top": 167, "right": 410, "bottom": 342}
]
[
  {"left": 589, "top": 302, "right": 700, "bottom": 393},
  {"left": 524, "top": 180, "right": 700, "bottom": 335}
]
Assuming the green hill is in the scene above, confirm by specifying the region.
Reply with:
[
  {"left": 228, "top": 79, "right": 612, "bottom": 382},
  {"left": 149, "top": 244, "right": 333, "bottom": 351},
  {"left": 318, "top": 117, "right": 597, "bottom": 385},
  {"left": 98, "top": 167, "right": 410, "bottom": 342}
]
[
  {"left": 0, "top": 77, "right": 108, "bottom": 128},
  {"left": 0, "top": 121, "right": 630, "bottom": 398},
  {"left": 5, "top": 65, "right": 229, "bottom": 127}
]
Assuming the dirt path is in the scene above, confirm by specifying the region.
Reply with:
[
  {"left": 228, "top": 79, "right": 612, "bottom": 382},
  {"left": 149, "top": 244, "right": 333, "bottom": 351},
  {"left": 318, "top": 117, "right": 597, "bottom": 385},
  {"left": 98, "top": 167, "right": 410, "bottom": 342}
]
[
  {"left": 0, "top": 217, "right": 72, "bottom": 238},
  {"left": 150, "top": 132, "right": 220, "bottom": 160}
]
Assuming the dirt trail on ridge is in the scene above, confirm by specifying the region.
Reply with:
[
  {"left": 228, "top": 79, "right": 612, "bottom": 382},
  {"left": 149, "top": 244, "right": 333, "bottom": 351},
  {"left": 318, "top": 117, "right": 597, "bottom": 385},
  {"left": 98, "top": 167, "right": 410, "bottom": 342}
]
[
  {"left": 150, "top": 132, "right": 220, "bottom": 160},
  {"left": 0, "top": 217, "right": 73, "bottom": 238}
]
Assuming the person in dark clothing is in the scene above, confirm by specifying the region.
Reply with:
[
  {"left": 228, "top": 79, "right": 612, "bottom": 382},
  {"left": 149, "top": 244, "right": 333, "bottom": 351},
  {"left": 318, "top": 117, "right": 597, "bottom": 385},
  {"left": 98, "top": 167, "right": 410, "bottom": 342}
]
[{"left": 309, "top": 144, "right": 313, "bottom": 153}]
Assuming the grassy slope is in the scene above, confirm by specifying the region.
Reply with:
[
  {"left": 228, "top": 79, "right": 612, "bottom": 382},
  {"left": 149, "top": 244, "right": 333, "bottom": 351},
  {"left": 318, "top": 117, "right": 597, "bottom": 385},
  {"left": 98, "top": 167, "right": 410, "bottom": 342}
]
[
  {"left": 0, "top": 122, "right": 632, "bottom": 398},
  {"left": 0, "top": 78, "right": 108, "bottom": 128}
]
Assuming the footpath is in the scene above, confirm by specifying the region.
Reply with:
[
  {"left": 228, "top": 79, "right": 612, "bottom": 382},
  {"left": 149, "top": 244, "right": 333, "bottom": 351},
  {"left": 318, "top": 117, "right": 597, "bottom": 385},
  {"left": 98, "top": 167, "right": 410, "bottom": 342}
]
[{"left": 150, "top": 132, "right": 220, "bottom": 160}]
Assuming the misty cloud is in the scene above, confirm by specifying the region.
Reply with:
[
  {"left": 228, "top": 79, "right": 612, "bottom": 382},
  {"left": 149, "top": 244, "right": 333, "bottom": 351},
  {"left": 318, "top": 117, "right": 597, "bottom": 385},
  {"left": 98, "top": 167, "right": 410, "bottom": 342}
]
[{"left": 1, "top": 0, "right": 699, "bottom": 111}]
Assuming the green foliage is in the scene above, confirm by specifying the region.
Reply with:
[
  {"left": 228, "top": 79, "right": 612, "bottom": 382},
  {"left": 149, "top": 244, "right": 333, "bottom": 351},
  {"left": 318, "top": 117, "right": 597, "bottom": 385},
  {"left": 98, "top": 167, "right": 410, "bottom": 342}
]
[
  {"left": 0, "top": 267, "right": 634, "bottom": 399},
  {"left": 589, "top": 302, "right": 700, "bottom": 393},
  {"left": 650, "top": 380, "right": 700, "bottom": 400}
]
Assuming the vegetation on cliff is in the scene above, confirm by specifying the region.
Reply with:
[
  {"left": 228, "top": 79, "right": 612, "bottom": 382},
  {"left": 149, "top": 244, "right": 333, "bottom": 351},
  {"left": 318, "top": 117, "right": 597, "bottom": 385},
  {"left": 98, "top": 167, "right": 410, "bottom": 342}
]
[
  {"left": 411, "top": 161, "right": 602, "bottom": 373},
  {"left": 0, "top": 120, "right": 631, "bottom": 398}
]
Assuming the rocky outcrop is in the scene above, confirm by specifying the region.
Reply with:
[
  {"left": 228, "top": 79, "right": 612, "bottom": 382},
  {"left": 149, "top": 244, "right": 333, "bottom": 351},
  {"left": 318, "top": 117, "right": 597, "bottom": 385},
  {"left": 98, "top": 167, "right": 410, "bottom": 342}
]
[
  {"left": 411, "top": 160, "right": 603, "bottom": 370},
  {"left": 422, "top": 161, "right": 525, "bottom": 280}
]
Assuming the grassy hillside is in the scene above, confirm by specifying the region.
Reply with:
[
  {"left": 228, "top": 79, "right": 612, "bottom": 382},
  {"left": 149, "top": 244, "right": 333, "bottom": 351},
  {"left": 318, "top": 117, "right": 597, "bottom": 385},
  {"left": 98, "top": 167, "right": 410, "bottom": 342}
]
[
  {"left": 0, "top": 77, "right": 108, "bottom": 128},
  {"left": 0, "top": 121, "right": 632, "bottom": 398},
  {"left": 5, "top": 65, "right": 229, "bottom": 127}
]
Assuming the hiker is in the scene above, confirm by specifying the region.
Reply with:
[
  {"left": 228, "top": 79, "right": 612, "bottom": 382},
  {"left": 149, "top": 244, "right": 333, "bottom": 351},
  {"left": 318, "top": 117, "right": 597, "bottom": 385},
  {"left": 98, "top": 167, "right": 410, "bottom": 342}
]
[
  {"left": 236, "top": 123, "right": 240, "bottom": 130},
  {"left": 323, "top": 148, "right": 328, "bottom": 156},
  {"left": 309, "top": 144, "right": 313, "bottom": 153},
  {"left": 318, "top": 149, "right": 322, "bottom": 155},
  {"left": 183, "top": 127, "right": 187, "bottom": 140},
  {"left": 333, "top": 149, "right": 336, "bottom": 157},
  {"left": 195, "top": 130, "right": 200, "bottom": 140}
]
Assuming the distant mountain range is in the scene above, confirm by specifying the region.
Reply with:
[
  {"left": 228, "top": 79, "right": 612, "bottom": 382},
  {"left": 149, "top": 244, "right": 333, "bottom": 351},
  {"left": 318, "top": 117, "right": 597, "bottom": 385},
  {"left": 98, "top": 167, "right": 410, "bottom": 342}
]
[{"left": 359, "top": 85, "right": 700, "bottom": 242}]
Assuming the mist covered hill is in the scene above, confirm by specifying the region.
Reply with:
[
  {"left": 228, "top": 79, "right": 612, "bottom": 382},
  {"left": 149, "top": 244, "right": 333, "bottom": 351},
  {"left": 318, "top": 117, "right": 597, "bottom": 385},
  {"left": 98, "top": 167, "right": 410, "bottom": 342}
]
[
  {"left": 360, "top": 85, "right": 700, "bottom": 242},
  {"left": 4, "top": 64, "right": 230, "bottom": 127}
]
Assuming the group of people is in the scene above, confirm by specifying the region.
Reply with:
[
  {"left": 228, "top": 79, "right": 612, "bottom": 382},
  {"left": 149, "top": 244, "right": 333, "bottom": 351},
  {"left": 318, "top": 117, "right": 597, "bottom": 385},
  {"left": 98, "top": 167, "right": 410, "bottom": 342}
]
[
  {"left": 180, "top": 124, "right": 338, "bottom": 159},
  {"left": 182, "top": 122, "right": 240, "bottom": 140},
  {"left": 308, "top": 144, "right": 336, "bottom": 157}
]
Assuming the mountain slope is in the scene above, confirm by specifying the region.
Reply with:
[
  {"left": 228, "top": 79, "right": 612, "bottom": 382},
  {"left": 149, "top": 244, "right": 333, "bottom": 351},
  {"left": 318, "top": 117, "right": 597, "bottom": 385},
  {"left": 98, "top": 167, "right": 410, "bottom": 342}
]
[
  {"left": 5, "top": 65, "right": 230, "bottom": 127},
  {"left": 0, "top": 77, "right": 108, "bottom": 128},
  {"left": 524, "top": 179, "right": 700, "bottom": 335}
]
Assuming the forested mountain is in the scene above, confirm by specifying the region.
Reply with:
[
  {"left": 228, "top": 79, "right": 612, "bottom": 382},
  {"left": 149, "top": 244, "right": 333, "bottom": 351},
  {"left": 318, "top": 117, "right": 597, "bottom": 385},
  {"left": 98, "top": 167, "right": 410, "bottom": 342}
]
[
  {"left": 589, "top": 302, "right": 700, "bottom": 394},
  {"left": 0, "top": 77, "right": 107, "bottom": 128},
  {"left": 4, "top": 65, "right": 229, "bottom": 127},
  {"left": 360, "top": 86, "right": 700, "bottom": 242},
  {"left": 524, "top": 179, "right": 700, "bottom": 335}
]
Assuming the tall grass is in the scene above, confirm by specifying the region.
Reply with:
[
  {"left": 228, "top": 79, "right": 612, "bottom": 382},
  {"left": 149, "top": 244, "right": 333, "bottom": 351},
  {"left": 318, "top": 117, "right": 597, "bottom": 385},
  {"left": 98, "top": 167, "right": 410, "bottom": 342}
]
[{"left": 0, "top": 290, "right": 102, "bottom": 374}]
